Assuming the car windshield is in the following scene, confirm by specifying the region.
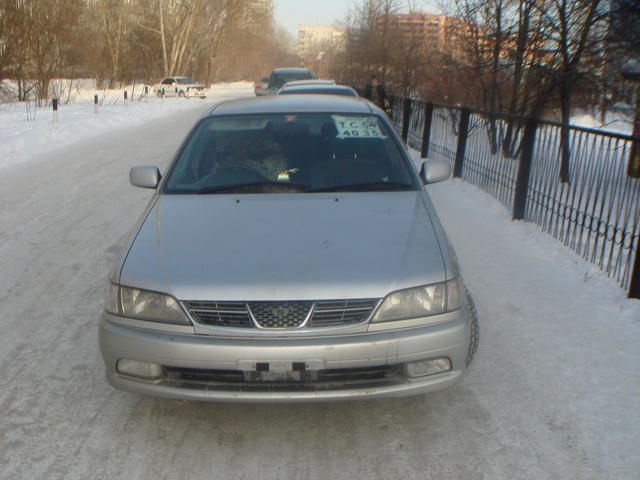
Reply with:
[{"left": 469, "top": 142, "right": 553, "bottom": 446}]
[
  {"left": 163, "top": 113, "right": 417, "bottom": 194},
  {"left": 271, "top": 72, "right": 314, "bottom": 89},
  {"left": 176, "top": 77, "right": 195, "bottom": 84}
]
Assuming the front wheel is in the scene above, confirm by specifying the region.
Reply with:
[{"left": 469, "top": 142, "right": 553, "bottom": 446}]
[
  {"left": 178, "top": 90, "right": 185, "bottom": 98},
  {"left": 465, "top": 287, "right": 479, "bottom": 367}
]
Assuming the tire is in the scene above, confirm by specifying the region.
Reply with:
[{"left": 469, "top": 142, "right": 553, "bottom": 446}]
[
  {"left": 157, "top": 90, "right": 163, "bottom": 98},
  {"left": 178, "top": 91, "right": 185, "bottom": 98},
  {"left": 465, "top": 287, "right": 479, "bottom": 367}
]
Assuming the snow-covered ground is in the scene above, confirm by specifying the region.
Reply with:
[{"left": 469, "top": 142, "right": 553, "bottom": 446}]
[
  {"left": 571, "top": 108, "right": 634, "bottom": 135},
  {"left": 0, "top": 82, "right": 254, "bottom": 170},
  {"left": 0, "top": 92, "right": 639, "bottom": 479}
]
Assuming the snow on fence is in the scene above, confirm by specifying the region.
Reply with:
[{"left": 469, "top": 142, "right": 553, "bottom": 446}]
[{"left": 391, "top": 96, "right": 640, "bottom": 298}]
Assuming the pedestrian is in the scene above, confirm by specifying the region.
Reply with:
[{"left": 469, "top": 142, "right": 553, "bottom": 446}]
[{"left": 364, "top": 75, "right": 388, "bottom": 111}]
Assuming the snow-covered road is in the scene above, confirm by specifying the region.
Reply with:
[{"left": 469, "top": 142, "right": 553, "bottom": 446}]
[{"left": 1, "top": 98, "right": 639, "bottom": 480}]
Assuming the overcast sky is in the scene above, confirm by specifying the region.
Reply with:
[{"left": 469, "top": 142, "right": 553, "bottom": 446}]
[{"left": 273, "top": 1, "right": 442, "bottom": 36}]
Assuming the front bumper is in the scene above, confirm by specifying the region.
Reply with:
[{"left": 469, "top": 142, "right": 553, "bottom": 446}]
[{"left": 99, "top": 310, "right": 471, "bottom": 402}]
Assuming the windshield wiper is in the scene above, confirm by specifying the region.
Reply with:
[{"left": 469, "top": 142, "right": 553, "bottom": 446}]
[
  {"left": 308, "top": 181, "right": 415, "bottom": 193},
  {"left": 196, "top": 181, "right": 309, "bottom": 195}
]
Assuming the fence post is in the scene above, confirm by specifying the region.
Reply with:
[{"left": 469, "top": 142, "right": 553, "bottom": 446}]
[
  {"left": 628, "top": 100, "right": 639, "bottom": 178},
  {"left": 402, "top": 98, "right": 412, "bottom": 142},
  {"left": 559, "top": 124, "right": 571, "bottom": 183},
  {"left": 52, "top": 97, "right": 58, "bottom": 122},
  {"left": 512, "top": 117, "right": 539, "bottom": 220},
  {"left": 453, "top": 107, "right": 470, "bottom": 178},
  {"left": 94, "top": 94, "right": 99, "bottom": 113},
  {"left": 421, "top": 102, "right": 434, "bottom": 158},
  {"left": 630, "top": 246, "right": 640, "bottom": 299}
]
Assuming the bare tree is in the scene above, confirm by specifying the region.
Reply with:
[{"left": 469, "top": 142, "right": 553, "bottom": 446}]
[
  {"left": 91, "top": 0, "right": 132, "bottom": 87},
  {"left": 11, "top": 0, "right": 83, "bottom": 102},
  {"left": 339, "top": 0, "right": 405, "bottom": 89},
  {"left": 0, "top": 1, "right": 16, "bottom": 81},
  {"left": 529, "top": 0, "right": 604, "bottom": 181}
]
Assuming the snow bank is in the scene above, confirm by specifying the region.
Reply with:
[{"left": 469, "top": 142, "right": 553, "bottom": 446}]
[
  {"left": 0, "top": 82, "right": 254, "bottom": 171},
  {"left": 571, "top": 109, "right": 634, "bottom": 135}
]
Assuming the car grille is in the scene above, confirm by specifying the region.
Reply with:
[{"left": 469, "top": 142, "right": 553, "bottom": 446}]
[
  {"left": 312, "top": 299, "right": 379, "bottom": 327},
  {"left": 183, "top": 301, "right": 253, "bottom": 328},
  {"left": 249, "top": 301, "right": 313, "bottom": 328},
  {"left": 163, "top": 365, "right": 404, "bottom": 391},
  {"left": 183, "top": 299, "right": 380, "bottom": 329}
]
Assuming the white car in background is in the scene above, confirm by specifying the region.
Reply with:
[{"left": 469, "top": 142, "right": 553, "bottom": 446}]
[{"left": 154, "top": 76, "right": 207, "bottom": 99}]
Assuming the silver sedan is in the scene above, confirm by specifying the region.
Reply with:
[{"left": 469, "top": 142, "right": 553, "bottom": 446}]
[{"left": 99, "top": 95, "right": 479, "bottom": 402}]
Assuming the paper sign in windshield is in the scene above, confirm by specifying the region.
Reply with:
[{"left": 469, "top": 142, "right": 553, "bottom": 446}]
[{"left": 332, "top": 116, "right": 386, "bottom": 139}]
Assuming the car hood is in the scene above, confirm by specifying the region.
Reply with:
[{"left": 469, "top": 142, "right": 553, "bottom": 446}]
[{"left": 120, "top": 192, "right": 446, "bottom": 301}]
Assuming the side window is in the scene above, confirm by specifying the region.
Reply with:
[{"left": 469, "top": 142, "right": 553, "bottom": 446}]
[{"left": 162, "top": 78, "right": 173, "bottom": 85}]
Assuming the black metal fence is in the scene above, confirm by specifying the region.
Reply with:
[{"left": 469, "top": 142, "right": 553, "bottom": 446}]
[{"left": 390, "top": 96, "right": 640, "bottom": 299}]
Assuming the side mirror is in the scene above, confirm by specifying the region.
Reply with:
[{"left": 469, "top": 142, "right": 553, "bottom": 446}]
[
  {"left": 130, "top": 166, "right": 161, "bottom": 189},
  {"left": 419, "top": 159, "right": 451, "bottom": 185}
]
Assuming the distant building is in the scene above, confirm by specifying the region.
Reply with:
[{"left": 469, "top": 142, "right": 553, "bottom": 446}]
[
  {"left": 378, "top": 14, "right": 450, "bottom": 48},
  {"left": 297, "top": 24, "right": 346, "bottom": 59},
  {"left": 372, "top": 12, "right": 474, "bottom": 62},
  {"left": 383, "top": 13, "right": 444, "bottom": 48}
]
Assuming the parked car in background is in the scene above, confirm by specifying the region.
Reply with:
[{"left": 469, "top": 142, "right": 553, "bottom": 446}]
[
  {"left": 254, "top": 77, "right": 269, "bottom": 96},
  {"left": 267, "top": 67, "right": 316, "bottom": 94},
  {"left": 153, "top": 76, "right": 207, "bottom": 99},
  {"left": 278, "top": 84, "right": 358, "bottom": 97},
  {"left": 100, "top": 95, "right": 479, "bottom": 402}
]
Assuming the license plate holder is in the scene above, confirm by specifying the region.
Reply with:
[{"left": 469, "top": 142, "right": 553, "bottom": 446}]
[
  {"left": 237, "top": 359, "right": 325, "bottom": 382},
  {"left": 251, "top": 370, "right": 302, "bottom": 382}
]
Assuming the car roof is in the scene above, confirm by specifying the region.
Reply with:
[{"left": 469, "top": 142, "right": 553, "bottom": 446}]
[
  {"left": 284, "top": 79, "right": 335, "bottom": 87},
  {"left": 271, "top": 67, "right": 312, "bottom": 74},
  {"left": 208, "top": 95, "right": 374, "bottom": 116},
  {"left": 280, "top": 85, "right": 356, "bottom": 94}
]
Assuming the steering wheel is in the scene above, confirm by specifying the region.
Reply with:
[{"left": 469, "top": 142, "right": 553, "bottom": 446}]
[
  {"left": 198, "top": 164, "right": 267, "bottom": 187},
  {"left": 214, "top": 164, "right": 265, "bottom": 177}
]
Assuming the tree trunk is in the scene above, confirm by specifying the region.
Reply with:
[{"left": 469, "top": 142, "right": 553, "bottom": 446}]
[
  {"left": 159, "top": 0, "right": 169, "bottom": 75},
  {"left": 559, "top": 78, "right": 571, "bottom": 183},
  {"left": 502, "top": 0, "right": 532, "bottom": 158}
]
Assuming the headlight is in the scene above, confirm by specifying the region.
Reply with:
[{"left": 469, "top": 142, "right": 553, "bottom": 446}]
[
  {"left": 105, "top": 283, "right": 190, "bottom": 325},
  {"left": 372, "top": 279, "right": 463, "bottom": 323}
]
